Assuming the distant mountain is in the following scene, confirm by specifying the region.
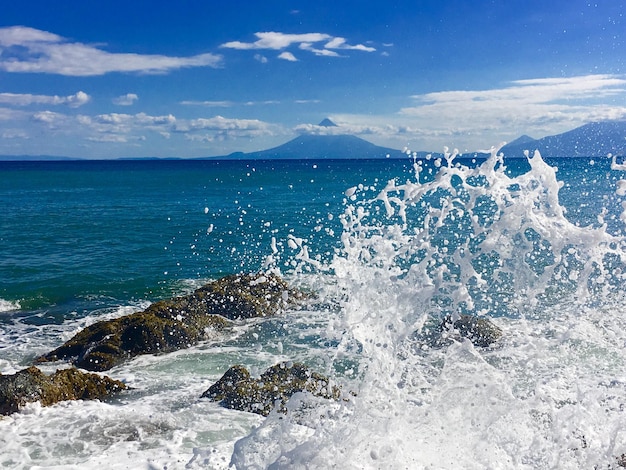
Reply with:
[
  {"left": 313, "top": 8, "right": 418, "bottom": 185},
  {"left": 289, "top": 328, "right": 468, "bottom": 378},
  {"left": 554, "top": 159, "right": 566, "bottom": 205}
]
[
  {"left": 505, "top": 134, "right": 536, "bottom": 147},
  {"left": 500, "top": 121, "right": 626, "bottom": 158},
  {"left": 318, "top": 118, "right": 338, "bottom": 127},
  {"left": 221, "top": 134, "right": 403, "bottom": 160}
]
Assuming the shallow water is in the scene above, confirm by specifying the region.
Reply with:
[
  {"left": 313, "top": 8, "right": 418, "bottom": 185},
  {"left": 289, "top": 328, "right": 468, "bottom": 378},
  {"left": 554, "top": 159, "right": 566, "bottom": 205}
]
[{"left": 2, "top": 153, "right": 626, "bottom": 469}]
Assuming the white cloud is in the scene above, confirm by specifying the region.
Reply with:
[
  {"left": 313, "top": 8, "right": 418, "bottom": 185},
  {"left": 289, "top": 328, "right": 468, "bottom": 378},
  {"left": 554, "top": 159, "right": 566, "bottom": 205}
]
[
  {"left": 221, "top": 31, "right": 375, "bottom": 59},
  {"left": 328, "top": 74, "right": 626, "bottom": 151},
  {"left": 181, "top": 100, "right": 235, "bottom": 107},
  {"left": 278, "top": 51, "right": 298, "bottom": 62},
  {"left": 324, "top": 37, "right": 376, "bottom": 52},
  {"left": 113, "top": 93, "right": 139, "bottom": 106},
  {"left": 0, "top": 91, "right": 90, "bottom": 108},
  {"left": 31, "top": 110, "right": 65, "bottom": 124},
  {"left": 299, "top": 43, "right": 341, "bottom": 57},
  {"left": 399, "top": 74, "right": 626, "bottom": 138},
  {"left": 87, "top": 134, "right": 128, "bottom": 143},
  {"left": 0, "top": 26, "right": 223, "bottom": 76},
  {"left": 254, "top": 54, "right": 268, "bottom": 63},
  {"left": 175, "top": 115, "right": 286, "bottom": 142},
  {"left": 1, "top": 129, "right": 28, "bottom": 139},
  {"left": 181, "top": 99, "right": 282, "bottom": 107},
  {"left": 222, "top": 32, "right": 332, "bottom": 50}
]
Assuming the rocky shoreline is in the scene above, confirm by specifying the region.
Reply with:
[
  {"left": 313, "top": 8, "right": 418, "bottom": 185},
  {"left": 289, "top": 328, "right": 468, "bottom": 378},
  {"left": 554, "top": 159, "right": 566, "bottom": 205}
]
[{"left": 2, "top": 272, "right": 503, "bottom": 419}]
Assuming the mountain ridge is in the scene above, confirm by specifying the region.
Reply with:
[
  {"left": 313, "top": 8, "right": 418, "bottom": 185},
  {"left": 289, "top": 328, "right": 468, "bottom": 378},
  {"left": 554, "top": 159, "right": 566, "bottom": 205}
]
[{"left": 498, "top": 121, "right": 626, "bottom": 158}]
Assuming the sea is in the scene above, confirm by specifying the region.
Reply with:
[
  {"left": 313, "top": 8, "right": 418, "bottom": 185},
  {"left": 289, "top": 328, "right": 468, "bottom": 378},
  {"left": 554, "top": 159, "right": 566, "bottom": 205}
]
[{"left": 2, "top": 150, "right": 626, "bottom": 469}]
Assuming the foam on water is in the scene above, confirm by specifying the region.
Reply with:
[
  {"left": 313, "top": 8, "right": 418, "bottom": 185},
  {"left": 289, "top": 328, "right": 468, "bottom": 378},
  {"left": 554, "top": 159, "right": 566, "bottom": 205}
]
[
  {"left": 0, "top": 298, "right": 20, "bottom": 313},
  {"left": 229, "top": 149, "right": 626, "bottom": 469},
  {"left": 2, "top": 151, "right": 626, "bottom": 469}
]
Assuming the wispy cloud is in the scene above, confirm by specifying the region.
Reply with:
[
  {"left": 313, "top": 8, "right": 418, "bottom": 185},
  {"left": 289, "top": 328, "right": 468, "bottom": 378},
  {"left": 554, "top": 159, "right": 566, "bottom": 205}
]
[
  {"left": 398, "top": 74, "right": 626, "bottom": 140},
  {"left": 181, "top": 100, "right": 235, "bottom": 107},
  {"left": 326, "top": 74, "right": 626, "bottom": 150},
  {"left": 180, "top": 99, "right": 280, "bottom": 107},
  {"left": 0, "top": 26, "right": 223, "bottom": 76},
  {"left": 0, "top": 91, "right": 90, "bottom": 108},
  {"left": 112, "top": 93, "right": 138, "bottom": 106},
  {"left": 221, "top": 31, "right": 375, "bottom": 59}
]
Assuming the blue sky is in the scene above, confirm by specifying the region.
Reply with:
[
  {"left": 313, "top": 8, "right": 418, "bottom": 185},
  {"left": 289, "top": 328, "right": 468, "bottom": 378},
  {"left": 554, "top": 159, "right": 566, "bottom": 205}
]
[{"left": 0, "top": 0, "right": 624, "bottom": 158}]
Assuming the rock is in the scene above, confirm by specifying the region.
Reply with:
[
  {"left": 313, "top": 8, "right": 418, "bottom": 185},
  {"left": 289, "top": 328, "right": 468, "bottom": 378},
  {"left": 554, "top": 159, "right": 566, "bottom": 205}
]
[
  {"left": 36, "top": 273, "right": 301, "bottom": 372},
  {"left": 0, "top": 366, "right": 126, "bottom": 416},
  {"left": 440, "top": 314, "right": 503, "bottom": 347},
  {"left": 202, "top": 362, "right": 340, "bottom": 416}
]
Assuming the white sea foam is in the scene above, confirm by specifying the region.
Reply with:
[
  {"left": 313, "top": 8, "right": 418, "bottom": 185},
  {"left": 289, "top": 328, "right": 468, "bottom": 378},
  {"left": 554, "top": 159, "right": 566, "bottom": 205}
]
[
  {"left": 2, "top": 151, "right": 626, "bottom": 469},
  {"left": 228, "top": 149, "right": 626, "bottom": 469},
  {"left": 0, "top": 298, "right": 20, "bottom": 313}
]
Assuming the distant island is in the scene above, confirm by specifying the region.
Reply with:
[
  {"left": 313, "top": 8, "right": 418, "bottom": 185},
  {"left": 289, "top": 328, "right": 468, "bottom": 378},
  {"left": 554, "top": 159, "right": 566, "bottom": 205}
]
[
  {"left": 1, "top": 119, "right": 625, "bottom": 161},
  {"left": 496, "top": 120, "right": 626, "bottom": 158}
]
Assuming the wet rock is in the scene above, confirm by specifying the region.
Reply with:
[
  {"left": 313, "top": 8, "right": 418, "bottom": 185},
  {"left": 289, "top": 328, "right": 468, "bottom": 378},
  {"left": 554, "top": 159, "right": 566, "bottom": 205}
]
[
  {"left": 0, "top": 366, "right": 126, "bottom": 416},
  {"left": 440, "top": 314, "right": 503, "bottom": 347},
  {"left": 36, "top": 273, "right": 301, "bottom": 372},
  {"left": 202, "top": 362, "right": 340, "bottom": 417}
]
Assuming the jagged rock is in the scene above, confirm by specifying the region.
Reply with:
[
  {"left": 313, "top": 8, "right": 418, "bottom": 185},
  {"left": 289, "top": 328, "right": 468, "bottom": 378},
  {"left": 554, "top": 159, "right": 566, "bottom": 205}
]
[
  {"left": 0, "top": 366, "right": 126, "bottom": 416},
  {"left": 36, "top": 273, "right": 301, "bottom": 372},
  {"left": 440, "top": 314, "right": 503, "bottom": 347},
  {"left": 202, "top": 362, "right": 340, "bottom": 416}
]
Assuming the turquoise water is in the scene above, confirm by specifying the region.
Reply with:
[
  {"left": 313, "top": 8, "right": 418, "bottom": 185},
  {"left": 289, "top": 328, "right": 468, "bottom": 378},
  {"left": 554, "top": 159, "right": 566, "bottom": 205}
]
[
  {"left": 2, "top": 154, "right": 626, "bottom": 469},
  {"left": 0, "top": 159, "right": 414, "bottom": 318}
]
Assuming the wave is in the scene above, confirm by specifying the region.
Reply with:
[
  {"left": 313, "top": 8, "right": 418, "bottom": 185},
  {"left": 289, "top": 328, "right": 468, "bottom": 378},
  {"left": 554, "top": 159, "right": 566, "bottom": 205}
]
[
  {"left": 229, "top": 149, "right": 626, "bottom": 469},
  {"left": 0, "top": 298, "right": 20, "bottom": 313}
]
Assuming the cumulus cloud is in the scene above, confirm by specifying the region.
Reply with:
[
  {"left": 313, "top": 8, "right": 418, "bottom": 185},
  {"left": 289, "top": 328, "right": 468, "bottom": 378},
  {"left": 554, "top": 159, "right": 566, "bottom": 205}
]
[
  {"left": 254, "top": 54, "right": 268, "bottom": 63},
  {"left": 32, "top": 110, "right": 65, "bottom": 123},
  {"left": 278, "top": 51, "right": 298, "bottom": 62},
  {"left": 0, "top": 91, "right": 90, "bottom": 108},
  {"left": 0, "top": 26, "right": 223, "bottom": 76},
  {"left": 221, "top": 31, "right": 375, "bottom": 59},
  {"left": 112, "top": 93, "right": 138, "bottom": 106}
]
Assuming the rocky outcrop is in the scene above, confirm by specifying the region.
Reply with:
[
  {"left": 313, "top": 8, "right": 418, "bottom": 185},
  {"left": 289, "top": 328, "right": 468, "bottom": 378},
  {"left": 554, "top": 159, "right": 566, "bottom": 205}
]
[
  {"left": 36, "top": 273, "right": 301, "bottom": 372},
  {"left": 0, "top": 366, "right": 126, "bottom": 416},
  {"left": 440, "top": 314, "right": 503, "bottom": 347},
  {"left": 202, "top": 362, "right": 340, "bottom": 416}
]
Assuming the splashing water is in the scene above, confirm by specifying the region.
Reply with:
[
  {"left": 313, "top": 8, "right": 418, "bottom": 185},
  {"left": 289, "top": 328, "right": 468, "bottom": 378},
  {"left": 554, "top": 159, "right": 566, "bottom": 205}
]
[{"left": 230, "top": 149, "right": 626, "bottom": 469}]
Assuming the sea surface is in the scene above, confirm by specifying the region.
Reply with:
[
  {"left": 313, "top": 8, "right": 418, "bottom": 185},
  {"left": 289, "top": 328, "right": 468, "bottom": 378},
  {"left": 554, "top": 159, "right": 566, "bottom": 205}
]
[{"left": 2, "top": 152, "right": 626, "bottom": 469}]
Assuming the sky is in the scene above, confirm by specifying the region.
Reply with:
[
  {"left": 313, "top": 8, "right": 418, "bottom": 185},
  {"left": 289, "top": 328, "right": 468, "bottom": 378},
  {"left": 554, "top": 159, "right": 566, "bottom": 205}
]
[{"left": 0, "top": 0, "right": 625, "bottom": 158}]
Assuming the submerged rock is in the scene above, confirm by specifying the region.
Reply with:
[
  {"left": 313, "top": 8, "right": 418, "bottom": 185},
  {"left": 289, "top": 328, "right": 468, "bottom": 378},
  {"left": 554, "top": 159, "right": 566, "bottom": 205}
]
[
  {"left": 202, "top": 362, "right": 340, "bottom": 417},
  {"left": 440, "top": 314, "right": 503, "bottom": 347},
  {"left": 0, "top": 366, "right": 126, "bottom": 416},
  {"left": 36, "top": 273, "right": 301, "bottom": 372}
]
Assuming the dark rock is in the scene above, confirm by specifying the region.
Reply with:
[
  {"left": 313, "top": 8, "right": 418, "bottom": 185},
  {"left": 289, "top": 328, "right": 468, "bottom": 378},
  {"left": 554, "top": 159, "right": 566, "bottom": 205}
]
[
  {"left": 440, "top": 314, "right": 503, "bottom": 347},
  {"left": 202, "top": 362, "right": 340, "bottom": 416},
  {"left": 36, "top": 273, "right": 301, "bottom": 371},
  {"left": 0, "top": 366, "right": 126, "bottom": 416}
]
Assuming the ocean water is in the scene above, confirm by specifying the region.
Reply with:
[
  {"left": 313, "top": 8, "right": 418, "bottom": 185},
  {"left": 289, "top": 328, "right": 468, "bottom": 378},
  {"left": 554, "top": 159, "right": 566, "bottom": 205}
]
[{"left": 2, "top": 151, "right": 626, "bottom": 469}]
